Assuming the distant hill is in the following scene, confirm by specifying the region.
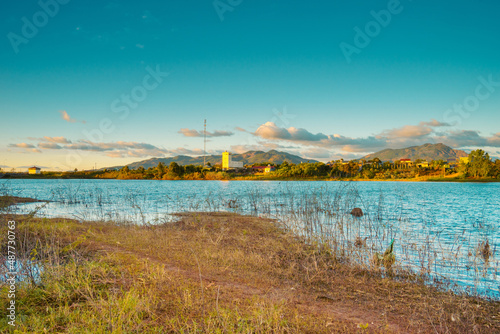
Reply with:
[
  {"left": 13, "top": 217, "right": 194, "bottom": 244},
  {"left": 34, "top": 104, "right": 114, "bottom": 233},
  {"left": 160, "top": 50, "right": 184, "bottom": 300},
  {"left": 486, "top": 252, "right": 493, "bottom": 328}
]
[
  {"left": 105, "top": 150, "right": 317, "bottom": 170},
  {"left": 363, "top": 143, "right": 468, "bottom": 162}
]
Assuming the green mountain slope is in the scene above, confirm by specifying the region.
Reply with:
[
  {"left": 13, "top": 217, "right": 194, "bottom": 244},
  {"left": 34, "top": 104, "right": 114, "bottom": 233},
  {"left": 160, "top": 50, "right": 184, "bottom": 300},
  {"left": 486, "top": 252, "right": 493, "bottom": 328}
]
[
  {"left": 363, "top": 143, "right": 468, "bottom": 162},
  {"left": 107, "top": 150, "right": 317, "bottom": 170}
]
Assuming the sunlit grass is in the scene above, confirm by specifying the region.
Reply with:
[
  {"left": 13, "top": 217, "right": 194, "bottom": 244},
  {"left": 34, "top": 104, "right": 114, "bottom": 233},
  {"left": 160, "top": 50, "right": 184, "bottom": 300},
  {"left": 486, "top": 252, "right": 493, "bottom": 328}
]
[{"left": 1, "top": 213, "right": 499, "bottom": 333}]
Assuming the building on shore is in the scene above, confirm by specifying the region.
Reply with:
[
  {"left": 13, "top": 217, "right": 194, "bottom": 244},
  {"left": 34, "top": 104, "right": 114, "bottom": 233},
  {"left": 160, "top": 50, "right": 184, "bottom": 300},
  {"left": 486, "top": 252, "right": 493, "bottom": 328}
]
[
  {"left": 28, "top": 166, "right": 41, "bottom": 174},
  {"left": 251, "top": 164, "right": 275, "bottom": 174},
  {"left": 222, "top": 151, "right": 244, "bottom": 170},
  {"left": 264, "top": 165, "right": 276, "bottom": 173},
  {"left": 416, "top": 161, "right": 429, "bottom": 168},
  {"left": 399, "top": 159, "right": 413, "bottom": 169}
]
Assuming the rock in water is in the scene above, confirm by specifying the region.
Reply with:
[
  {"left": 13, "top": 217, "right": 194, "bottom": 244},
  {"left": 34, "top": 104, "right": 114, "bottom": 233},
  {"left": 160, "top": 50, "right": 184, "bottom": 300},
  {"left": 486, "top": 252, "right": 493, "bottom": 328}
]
[{"left": 350, "top": 208, "right": 363, "bottom": 217}]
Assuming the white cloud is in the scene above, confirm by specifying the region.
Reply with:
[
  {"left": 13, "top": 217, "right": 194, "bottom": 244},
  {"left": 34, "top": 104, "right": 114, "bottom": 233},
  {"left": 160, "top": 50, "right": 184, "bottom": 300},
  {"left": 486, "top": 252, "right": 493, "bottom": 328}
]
[
  {"left": 250, "top": 119, "right": 499, "bottom": 155},
  {"left": 178, "top": 128, "right": 234, "bottom": 137},
  {"left": 59, "top": 110, "right": 86, "bottom": 124},
  {"left": 9, "top": 143, "right": 36, "bottom": 149},
  {"left": 381, "top": 119, "right": 451, "bottom": 139},
  {"left": 166, "top": 147, "right": 206, "bottom": 156},
  {"left": 43, "top": 136, "right": 72, "bottom": 144},
  {"left": 38, "top": 142, "right": 62, "bottom": 150},
  {"left": 253, "top": 122, "right": 386, "bottom": 152},
  {"left": 300, "top": 148, "right": 333, "bottom": 160}
]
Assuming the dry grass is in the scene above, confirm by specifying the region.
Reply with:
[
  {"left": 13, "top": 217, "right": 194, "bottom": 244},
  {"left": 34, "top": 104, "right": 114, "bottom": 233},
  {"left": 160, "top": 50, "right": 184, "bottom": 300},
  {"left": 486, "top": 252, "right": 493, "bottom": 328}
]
[
  {"left": 1, "top": 212, "right": 499, "bottom": 333},
  {"left": 0, "top": 196, "right": 46, "bottom": 210}
]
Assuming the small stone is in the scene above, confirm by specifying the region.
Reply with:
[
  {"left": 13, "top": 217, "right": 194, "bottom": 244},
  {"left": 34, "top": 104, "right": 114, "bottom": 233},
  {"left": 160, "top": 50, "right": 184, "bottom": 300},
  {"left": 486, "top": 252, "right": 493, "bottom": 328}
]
[{"left": 350, "top": 207, "right": 363, "bottom": 217}]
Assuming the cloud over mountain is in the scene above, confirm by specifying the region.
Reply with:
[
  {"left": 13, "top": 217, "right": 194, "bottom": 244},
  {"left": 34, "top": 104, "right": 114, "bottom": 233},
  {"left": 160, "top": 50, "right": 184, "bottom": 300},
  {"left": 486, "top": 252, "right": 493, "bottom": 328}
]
[
  {"left": 380, "top": 119, "right": 451, "bottom": 140},
  {"left": 251, "top": 119, "right": 500, "bottom": 155},
  {"left": 253, "top": 122, "right": 386, "bottom": 152}
]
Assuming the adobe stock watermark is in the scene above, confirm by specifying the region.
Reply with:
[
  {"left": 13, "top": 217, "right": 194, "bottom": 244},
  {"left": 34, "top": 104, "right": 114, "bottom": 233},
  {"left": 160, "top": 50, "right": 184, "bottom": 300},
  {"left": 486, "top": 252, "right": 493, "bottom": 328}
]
[
  {"left": 57, "top": 65, "right": 169, "bottom": 170},
  {"left": 6, "top": 220, "right": 17, "bottom": 327},
  {"left": 271, "top": 106, "right": 295, "bottom": 128},
  {"left": 7, "top": 0, "right": 71, "bottom": 54},
  {"left": 443, "top": 74, "right": 500, "bottom": 125},
  {"left": 339, "top": 0, "right": 410, "bottom": 64},
  {"left": 213, "top": 0, "right": 242, "bottom": 21}
]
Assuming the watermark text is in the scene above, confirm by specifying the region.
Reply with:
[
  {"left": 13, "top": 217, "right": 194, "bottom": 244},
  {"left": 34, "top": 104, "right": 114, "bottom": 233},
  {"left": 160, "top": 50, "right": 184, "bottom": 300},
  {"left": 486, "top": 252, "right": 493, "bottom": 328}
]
[
  {"left": 6, "top": 220, "right": 17, "bottom": 327},
  {"left": 7, "top": 0, "right": 71, "bottom": 54}
]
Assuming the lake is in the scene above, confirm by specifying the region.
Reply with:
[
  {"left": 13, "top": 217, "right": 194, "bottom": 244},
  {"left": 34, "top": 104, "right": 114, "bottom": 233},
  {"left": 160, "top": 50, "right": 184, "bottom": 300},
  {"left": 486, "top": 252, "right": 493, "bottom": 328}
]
[{"left": 1, "top": 179, "right": 499, "bottom": 299}]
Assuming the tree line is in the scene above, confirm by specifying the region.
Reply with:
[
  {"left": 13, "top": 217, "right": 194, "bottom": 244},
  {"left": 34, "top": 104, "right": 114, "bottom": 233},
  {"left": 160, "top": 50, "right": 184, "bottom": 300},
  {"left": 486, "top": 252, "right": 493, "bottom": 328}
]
[
  {"left": 4, "top": 149, "right": 499, "bottom": 181},
  {"left": 103, "top": 149, "right": 500, "bottom": 180}
]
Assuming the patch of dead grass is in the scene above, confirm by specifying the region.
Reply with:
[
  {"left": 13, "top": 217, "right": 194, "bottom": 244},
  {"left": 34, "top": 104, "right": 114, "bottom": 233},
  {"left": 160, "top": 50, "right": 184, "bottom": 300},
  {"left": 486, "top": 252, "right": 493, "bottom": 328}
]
[{"left": 1, "top": 212, "right": 498, "bottom": 333}]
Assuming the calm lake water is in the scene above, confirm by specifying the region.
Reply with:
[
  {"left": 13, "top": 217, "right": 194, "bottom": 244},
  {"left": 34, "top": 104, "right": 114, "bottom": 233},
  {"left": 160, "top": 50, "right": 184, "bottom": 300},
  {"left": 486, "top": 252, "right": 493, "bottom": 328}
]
[{"left": 2, "top": 179, "right": 499, "bottom": 299}]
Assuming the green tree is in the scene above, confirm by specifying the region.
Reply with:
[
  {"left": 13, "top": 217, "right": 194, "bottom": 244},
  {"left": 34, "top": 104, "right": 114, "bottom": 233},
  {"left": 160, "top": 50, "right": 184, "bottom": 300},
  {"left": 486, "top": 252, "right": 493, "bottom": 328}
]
[
  {"left": 168, "top": 162, "right": 183, "bottom": 177},
  {"left": 329, "top": 163, "right": 342, "bottom": 178},
  {"left": 184, "top": 164, "right": 199, "bottom": 174},
  {"left": 382, "top": 162, "right": 393, "bottom": 170},
  {"left": 155, "top": 162, "right": 166, "bottom": 179},
  {"left": 118, "top": 166, "right": 130, "bottom": 179},
  {"left": 279, "top": 161, "right": 290, "bottom": 169},
  {"left": 457, "top": 161, "right": 468, "bottom": 177},
  {"left": 276, "top": 161, "right": 292, "bottom": 177},
  {"left": 343, "top": 161, "right": 359, "bottom": 177},
  {"left": 362, "top": 168, "right": 375, "bottom": 179},
  {"left": 468, "top": 149, "right": 492, "bottom": 178},
  {"left": 490, "top": 159, "right": 500, "bottom": 178},
  {"left": 432, "top": 160, "right": 445, "bottom": 169}
]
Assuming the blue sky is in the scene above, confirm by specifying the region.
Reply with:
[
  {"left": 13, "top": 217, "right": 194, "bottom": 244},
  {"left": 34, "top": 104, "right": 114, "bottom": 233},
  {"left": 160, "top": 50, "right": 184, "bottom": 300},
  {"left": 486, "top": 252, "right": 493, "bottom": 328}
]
[{"left": 1, "top": 0, "right": 500, "bottom": 170}]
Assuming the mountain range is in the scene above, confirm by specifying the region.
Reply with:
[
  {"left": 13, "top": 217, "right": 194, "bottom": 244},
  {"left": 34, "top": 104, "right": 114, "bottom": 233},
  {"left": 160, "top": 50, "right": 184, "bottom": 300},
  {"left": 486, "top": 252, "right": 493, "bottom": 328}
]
[
  {"left": 106, "top": 150, "right": 317, "bottom": 170},
  {"left": 362, "top": 143, "right": 468, "bottom": 162},
  {"left": 103, "top": 143, "right": 469, "bottom": 170}
]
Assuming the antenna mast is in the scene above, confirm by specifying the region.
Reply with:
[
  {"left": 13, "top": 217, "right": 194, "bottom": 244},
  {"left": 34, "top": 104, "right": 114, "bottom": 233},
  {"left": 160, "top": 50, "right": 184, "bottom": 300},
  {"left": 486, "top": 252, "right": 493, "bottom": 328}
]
[{"left": 203, "top": 119, "right": 206, "bottom": 166}]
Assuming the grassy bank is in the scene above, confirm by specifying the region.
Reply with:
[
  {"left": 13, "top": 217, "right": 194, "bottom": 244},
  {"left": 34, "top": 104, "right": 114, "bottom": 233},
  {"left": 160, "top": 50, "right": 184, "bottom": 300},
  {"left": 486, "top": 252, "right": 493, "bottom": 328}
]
[
  {"left": 1, "top": 209, "right": 499, "bottom": 333},
  {"left": 0, "top": 196, "right": 47, "bottom": 208}
]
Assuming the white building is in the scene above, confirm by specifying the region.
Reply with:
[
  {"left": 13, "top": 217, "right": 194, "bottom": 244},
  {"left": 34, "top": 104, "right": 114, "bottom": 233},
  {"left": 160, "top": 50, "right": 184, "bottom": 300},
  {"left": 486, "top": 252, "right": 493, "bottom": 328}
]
[{"left": 222, "top": 151, "right": 244, "bottom": 170}]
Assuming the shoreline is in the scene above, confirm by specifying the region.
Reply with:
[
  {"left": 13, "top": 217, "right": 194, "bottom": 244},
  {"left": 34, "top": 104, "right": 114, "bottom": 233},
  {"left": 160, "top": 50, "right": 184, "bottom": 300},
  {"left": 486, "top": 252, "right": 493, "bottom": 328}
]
[
  {"left": 2, "top": 175, "right": 499, "bottom": 183},
  {"left": 0, "top": 196, "right": 48, "bottom": 210}
]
